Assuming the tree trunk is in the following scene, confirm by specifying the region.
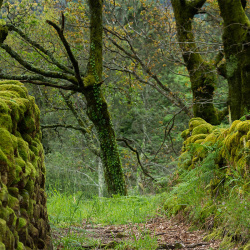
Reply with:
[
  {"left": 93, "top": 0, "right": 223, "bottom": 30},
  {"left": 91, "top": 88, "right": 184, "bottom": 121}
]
[
  {"left": 218, "top": 0, "right": 250, "bottom": 120},
  {"left": 0, "top": 0, "right": 8, "bottom": 44},
  {"left": 84, "top": 0, "right": 127, "bottom": 196},
  {"left": 84, "top": 86, "right": 127, "bottom": 195},
  {"left": 171, "top": 0, "right": 221, "bottom": 125},
  {"left": 98, "top": 156, "right": 104, "bottom": 197}
]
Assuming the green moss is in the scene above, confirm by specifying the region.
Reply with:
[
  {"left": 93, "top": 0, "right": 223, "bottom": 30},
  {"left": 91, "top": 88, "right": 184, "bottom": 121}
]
[
  {"left": 0, "top": 148, "right": 8, "bottom": 166},
  {"left": 181, "top": 129, "right": 190, "bottom": 139},
  {"left": 229, "top": 120, "right": 241, "bottom": 133},
  {"left": 243, "top": 243, "right": 250, "bottom": 250},
  {"left": 17, "top": 242, "right": 25, "bottom": 250},
  {"left": 0, "top": 81, "right": 51, "bottom": 248},
  {"left": 0, "top": 128, "right": 15, "bottom": 157},
  {"left": 83, "top": 74, "right": 96, "bottom": 87},
  {"left": 0, "top": 114, "right": 12, "bottom": 131},
  {"left": 0, "top": 99, "right": 9, "bottom": 113},
  {"left": 190, "top": 134, "right": 207, "bottom": 143},
  {"left": 0, "top": 218, "right": 6, "bottom": 242},
  {"left": 0, "top": 207, "right": 15, "bottom": 224},
  {"left": 18, "top": 218, "right": 27, "bottom": 229},
  {"left": 189, "top": 117, "right": 207, "bottom": 131},
  {"left": 0, "top": 82, "right": 28, "bottom": 98},
  {"left": 8, "top": 195, "right": 19, "bottom": 212},
  {"left": 192, "top": 123, "right": 214, "bottom": 135},
  {"left": 236, "top": 121, "right": 250, "bottom": 134},
  {"left": 0, "top": 242, "right": 6, "bottom": 250},
  {"left": 24, "top": 180, "right": 34, "bottom": 194},
  {"left": 17, "top": 138, "right": 29, "bottom": 162},
  {"left": 19, "top": 115, "right": 36, "bottom": 134},
  {"left": 7, "top": 187, "right": 19, "bottom": 198},
  {"left": 0, "top": 184, "right": 8, "bottom": 204}
]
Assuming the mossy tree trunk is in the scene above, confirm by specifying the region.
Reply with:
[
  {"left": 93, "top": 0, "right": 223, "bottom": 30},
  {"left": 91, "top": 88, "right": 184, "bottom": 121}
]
[
  {"left": 82, "top": 0, "right": 126, "bottom": 196},
  {"left": 171, "top": 0, "right": 222, "bottom": 125},
  {"left": 0, "top": 1, "right": 8, "bottom": 44},
  {"left": 217, "top": 0, "right": 250, "bottom": 120}
]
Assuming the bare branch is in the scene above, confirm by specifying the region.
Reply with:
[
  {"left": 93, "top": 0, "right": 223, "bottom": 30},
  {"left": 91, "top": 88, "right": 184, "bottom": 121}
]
[
  {"left": 6, "top": 24, "right": 74, "bottom": 74},
  {"left": 41, "top": 124, "right": 87, "bottom": 133},
  {"left": 117, "top": 138, "right": 156, "bottom": 181},
  {"left": 61, "top": 12, "right": 65, "bottom": 32},
  {"left": 20, "top": 80, "right": 78, "bottom": 90},
  {"left": 46, "top": 20, "right": 83, "bottom": 86},
  {"left": 60, "top": 90, "right": 101, "bottom": 157},
  {"left": 0, "top": 43, "right": 78, "bottom": 84},
  {"left": 0, "top": 72, "right": 79, "bottom": 90}
]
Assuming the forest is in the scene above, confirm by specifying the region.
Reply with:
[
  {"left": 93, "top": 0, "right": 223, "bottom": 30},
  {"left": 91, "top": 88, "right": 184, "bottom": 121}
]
[{"left": 0, "top": 0, "right": 249, "bottom": 249}]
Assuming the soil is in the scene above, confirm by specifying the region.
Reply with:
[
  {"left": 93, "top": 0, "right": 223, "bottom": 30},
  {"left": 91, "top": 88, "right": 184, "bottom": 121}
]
[{"left": 52, "top": 216, "right": 224, "bottom": 249}]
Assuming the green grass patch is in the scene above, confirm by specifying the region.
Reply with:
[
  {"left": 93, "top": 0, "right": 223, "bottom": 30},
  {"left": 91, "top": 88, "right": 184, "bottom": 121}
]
[
  {"left": 47, "top": 192, "right": 166, "bottom": 249},
  {"left": 47, "top": 191, "right": 166, "bottom": 227}
]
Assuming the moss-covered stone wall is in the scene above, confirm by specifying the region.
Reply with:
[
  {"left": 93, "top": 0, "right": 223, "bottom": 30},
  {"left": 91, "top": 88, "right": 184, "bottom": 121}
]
[
  {"left": 179, "top": 117, "right": 250, "bottom": 181},
  {"left": 0, "top": 81, "right": 51, "bottom": 249}
]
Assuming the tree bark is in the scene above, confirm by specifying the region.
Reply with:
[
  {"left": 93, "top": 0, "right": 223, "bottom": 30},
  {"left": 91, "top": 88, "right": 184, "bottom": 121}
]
[
  {"left": 0, "top": 0, "right": 8, "bottom": 44},
  {"left": 84, "top": 0, "right": 127, "bottom": 195},
  {"left": 217, "top": 0, "right": 250, "bottom": 120},
  {"left": 171, "top": 0, "right": 221, "bottom": 125}
]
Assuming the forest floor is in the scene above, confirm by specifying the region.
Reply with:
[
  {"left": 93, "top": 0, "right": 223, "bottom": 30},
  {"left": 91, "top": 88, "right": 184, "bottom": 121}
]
[{"left": 51, "top": 215, "right": 223, "bottom": 249}]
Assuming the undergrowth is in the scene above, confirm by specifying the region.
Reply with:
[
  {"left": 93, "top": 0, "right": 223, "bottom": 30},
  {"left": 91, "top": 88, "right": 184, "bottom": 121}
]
[{"left": 164, "top": 143, "right": 250, "bottom": 249}]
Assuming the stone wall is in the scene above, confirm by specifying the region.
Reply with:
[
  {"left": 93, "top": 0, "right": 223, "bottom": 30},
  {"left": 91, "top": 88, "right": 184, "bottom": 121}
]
[
  {"left": 179, "top": 117, "right": 250, "bottom": 177},
  {"left": 0, "top": 81, "right": 51, "bottom": 249}
]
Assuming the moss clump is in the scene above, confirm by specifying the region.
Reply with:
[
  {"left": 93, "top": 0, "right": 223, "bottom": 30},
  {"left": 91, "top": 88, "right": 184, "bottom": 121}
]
[
  {"left": 188, "top": 117, "right": 207, "bottom": 130},
  {"left": 0, "top": 218, "right": 7, "bottom": 242},
  {"left": 192, "top": 123, "right": 214, "bottom": 135},
  {"left": 180, "top": 118, "right": 250, "bottom": 174},
  {"left": 0, "top": 81, "right": 51, "bottom": 249},
  {"left": 181, "top": 129, "right": 190, "bottom": 139},
  {"left": 236, "top": 121, "right": 250, "bottom": 134}
]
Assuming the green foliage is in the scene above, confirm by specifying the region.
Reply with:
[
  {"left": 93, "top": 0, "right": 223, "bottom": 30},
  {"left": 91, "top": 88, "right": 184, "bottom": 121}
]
[{"left": 164, "top": 118, "right": 250, "bottom": 248}]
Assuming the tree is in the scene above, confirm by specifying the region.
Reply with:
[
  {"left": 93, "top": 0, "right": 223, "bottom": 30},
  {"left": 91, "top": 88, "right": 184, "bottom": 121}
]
[
  {"left": 171, "top": 0, "right": 226, "bottom": 125},
  {"left": 0, "top": 0, "right": 127, "bottom": 195},
  {"left": 217, "top": 0, "right": 250, "bottom": 120},
  {"left": 0, "top": 1, "right": 7, "bottom": 44},
  {"left": 103, "top": 0, "right": 192, "bottom": 118}
]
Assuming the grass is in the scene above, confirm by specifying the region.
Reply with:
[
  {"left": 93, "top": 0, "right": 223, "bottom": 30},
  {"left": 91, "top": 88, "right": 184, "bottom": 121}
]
[
  {"left": 47, "top": 191, "right": 166, "bottom": 249},
  {"left": 47, "top": 191, "right": 165, "bottom": 226}
]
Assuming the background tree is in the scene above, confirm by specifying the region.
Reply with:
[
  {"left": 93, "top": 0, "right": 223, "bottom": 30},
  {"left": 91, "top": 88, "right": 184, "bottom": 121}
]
[
  {"left": 171, "top": 0, "right": 226, "bottom": 124},
  {"left": 218, "top": 0, "right": 250, "bottom": 120}
]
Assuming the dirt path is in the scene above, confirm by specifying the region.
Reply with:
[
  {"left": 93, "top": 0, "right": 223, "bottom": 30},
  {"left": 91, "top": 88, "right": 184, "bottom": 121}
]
[{"left": 52, "top": 216, "right": 222, "bottom": 249}]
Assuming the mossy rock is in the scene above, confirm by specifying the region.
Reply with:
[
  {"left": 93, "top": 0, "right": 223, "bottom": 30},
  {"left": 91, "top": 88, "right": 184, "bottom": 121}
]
[
  {"left": 228, "top": 120, "right": 241, "bottom": 133},
  {"left": 236, "top": 120, "right": 250, "bottom": 134},
  {"left": 0, "top": 218, "right": 7, "bottom": 242},
  {"left": 190, "top": 134, "right": 207, "bottom": 143},
  {"left": 0, "top": 81, "right": 51, "bottom": 249},
  {"left": 179, "top": 116, "right": 250, "bottom": 187},
  {"left": 188, "top": 117, "right": 207, "bottom": 130},
  {"left": 192, "top": 123, "right": 214, "bottom": 135},
  {"left": 181, "top": 129, "right": 191, "bottom": 139}
]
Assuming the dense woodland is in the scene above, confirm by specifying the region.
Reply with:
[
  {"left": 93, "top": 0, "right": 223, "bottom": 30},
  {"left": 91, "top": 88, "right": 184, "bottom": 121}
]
[{"left": 0, "top": 0, "right": 250, "bottom": 249}]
